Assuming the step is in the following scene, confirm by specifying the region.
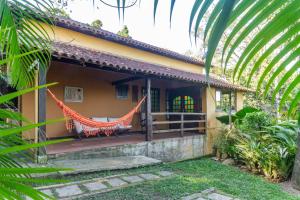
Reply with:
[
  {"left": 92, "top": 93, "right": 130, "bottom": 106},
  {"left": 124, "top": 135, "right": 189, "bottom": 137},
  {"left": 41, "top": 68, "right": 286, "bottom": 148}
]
[{"left": 46, "top": 156, "right": 162, "bottom": 176}]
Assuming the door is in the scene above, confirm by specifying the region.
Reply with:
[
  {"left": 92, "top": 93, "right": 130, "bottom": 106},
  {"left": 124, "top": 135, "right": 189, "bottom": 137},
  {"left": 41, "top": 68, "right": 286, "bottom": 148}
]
[{"left": 167, "top": 86, "right": 202, "bottom": 130}]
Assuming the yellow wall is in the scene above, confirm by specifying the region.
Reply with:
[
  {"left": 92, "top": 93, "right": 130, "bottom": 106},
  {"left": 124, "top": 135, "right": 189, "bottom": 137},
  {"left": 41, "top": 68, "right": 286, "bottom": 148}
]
[
  {"left": 42, "top": 24, "right": 203, "bottom": 74},
  {"left": 202, "top": 87, "right": 244, "bottom": 154},
  {"left": 23, "top": 61, "right": 186, "bottom": 139}
]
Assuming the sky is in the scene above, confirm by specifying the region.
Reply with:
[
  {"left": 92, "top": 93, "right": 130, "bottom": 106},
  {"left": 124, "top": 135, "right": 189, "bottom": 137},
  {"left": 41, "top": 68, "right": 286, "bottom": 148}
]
[{"left": 63, "top": 0, "right": 199, "bottom": 54}]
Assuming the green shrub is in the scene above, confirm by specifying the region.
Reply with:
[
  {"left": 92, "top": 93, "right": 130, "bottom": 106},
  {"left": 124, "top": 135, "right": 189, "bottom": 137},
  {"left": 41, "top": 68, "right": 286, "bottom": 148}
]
[
  {"left": 241, "top": 111, "right": 272, "bottom": 131},
  {"left": 216, "top": 106, "right": 298, "bottom": 181}
]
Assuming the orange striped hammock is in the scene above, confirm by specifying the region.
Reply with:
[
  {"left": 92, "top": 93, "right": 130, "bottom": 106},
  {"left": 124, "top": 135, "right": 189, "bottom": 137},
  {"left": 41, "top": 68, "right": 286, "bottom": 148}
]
[{"left": 47, "top": 89, "right": 146, "bottom": 137}]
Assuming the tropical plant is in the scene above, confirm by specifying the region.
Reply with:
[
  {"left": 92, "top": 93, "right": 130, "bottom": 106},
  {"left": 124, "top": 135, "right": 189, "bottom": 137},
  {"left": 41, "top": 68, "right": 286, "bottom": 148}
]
[
  {"left": 1, "top": 0, "right": 71, "bottom": 199},
  {"left": 217, "top": 112, "right": 299, "bottom": 180},
  {"left": 0, "top": 86, "right": 71, "bottom": 199},
  {"left": 0, "top": 0, "right": 53, "bottom": 89},
  {"left": 240, "top": 111, "right": 273, "bottom": 131},
  {"left": 64, "top": 0, "right": 300, "bottom": 119},
  {"left": 216, "top": 106, "right": 259, "bottom": 125}
]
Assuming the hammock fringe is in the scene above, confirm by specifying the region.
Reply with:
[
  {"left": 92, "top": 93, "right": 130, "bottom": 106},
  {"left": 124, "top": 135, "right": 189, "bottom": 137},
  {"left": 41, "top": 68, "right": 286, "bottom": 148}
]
[{"left": 47, "top": 89, "right": 146, "bottom": 137}]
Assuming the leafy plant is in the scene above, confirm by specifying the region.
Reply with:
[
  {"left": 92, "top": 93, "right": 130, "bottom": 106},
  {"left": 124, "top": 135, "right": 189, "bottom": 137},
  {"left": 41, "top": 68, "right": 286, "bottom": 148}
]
[
  {"left": 0, "top": 86, "right": 71, "bottom": 199},
  {"left": 115, "top": 1, "right": 299, "bottom": 117},
  {"left": 0, "top": 0, "right": 73, "bottom": 199},
  {"left": 240, "top": 111, "right": 273, "bottom": 131},
  {"left": 0, "top": 0, "right": 53, "bottom": 89},
  {"left": 216, "top": 106, "right": 259, "bottom": 125}
]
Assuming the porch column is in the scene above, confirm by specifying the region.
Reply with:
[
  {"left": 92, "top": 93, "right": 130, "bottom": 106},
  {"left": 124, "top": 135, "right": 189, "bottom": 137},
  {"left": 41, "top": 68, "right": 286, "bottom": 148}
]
[
  {"left": 37, "top": 66, "right": 47, "bottom": 163},
  {"left": 145, "top": 78, "right": 153, "bottom": 141}
]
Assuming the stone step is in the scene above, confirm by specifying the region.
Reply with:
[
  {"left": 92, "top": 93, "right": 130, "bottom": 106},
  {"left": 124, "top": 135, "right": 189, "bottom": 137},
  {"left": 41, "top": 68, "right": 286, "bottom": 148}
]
[{"left": 46, "top": 156, "right": 162, "bottom": 176}]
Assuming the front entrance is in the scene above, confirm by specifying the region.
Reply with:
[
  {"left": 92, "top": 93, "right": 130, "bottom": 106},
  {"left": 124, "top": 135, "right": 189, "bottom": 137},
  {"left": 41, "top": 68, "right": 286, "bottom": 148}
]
[{"left": 167, "top": 86, "right": 202, "bottom": 129}]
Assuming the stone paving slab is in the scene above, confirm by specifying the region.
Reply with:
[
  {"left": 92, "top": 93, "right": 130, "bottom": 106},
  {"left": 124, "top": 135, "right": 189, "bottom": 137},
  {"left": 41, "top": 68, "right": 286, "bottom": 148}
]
[
  {"left": 48, "top": 156, "right": 162, "bottom": 176},
  {"left": 139, "top": 173, "right": 160, "bottom": 180},
  {"left": 106, "top": 177, "right": 128, "bottom": 187},
  {"left": 37, "top": 170, "right": 175, "bottom": 199},
  {"left": 83, "top": 182, "right": 108, "bottom": 191},
  {"left": 207, "top": 193, "right": 233, "bottom": 200},
  {"left": 182, "top": 188, "right": 237, "bottom": 200},
  {"left": 157, "top": 170, "right": 174, "bottom": 177},
  {"left": 55, "top": 185, "right": 83, "bottom": 197},
  {"left": 122, "top": 175, "right": 144, "bottom": 183}
]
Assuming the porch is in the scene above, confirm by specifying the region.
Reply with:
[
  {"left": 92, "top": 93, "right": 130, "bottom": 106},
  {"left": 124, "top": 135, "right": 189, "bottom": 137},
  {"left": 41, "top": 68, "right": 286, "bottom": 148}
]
[{"left": 23, "top": 42, "right": 246, "bottom": 163}]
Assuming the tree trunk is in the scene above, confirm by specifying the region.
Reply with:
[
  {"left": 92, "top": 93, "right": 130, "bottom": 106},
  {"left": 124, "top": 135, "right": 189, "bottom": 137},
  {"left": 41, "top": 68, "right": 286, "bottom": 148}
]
[{"left": 292, "top": 133, "right": 300, "bottom": 190}]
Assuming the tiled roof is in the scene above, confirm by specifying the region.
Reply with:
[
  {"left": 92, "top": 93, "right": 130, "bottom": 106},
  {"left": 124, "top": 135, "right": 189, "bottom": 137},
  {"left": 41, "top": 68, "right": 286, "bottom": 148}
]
[
  {"left": 52, "top": 42, "right": 251, "bottom": 92},
  {"left": 52, "top": 16, "right": 204, "bottom": 66}
]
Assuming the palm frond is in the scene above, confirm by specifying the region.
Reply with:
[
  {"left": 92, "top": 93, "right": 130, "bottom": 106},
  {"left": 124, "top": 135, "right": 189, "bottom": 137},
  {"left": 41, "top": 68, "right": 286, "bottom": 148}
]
[
  {"left": 130, "top": 0, "right": 299, "bottom": 118},
  {"left": 0, "top": 0, "right": 53, "bottom": 89}
]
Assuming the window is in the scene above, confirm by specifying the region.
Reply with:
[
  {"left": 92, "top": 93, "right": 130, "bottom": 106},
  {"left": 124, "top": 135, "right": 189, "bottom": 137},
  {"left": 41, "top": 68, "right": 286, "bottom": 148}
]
[
  {"left": 132, "top": 85, "right": 139, "bottom": 102},
  {"left": 142, "top": 88, "right": 160, "bottom": 112},
  {"left": 172, "top": 96, "right": 195, "bottom": 113},
  {"left": 184, "top": 96, "right": 195, "bottom": 113},
  {"left": 116, "top": 85, "right": 129, "bottom": 99},
  {"left": 216, "top": 90, "right": 236, "bottom": 112},
  {"left": 64, "top": 86, "right": 83, "bottom": 102},
  {"left": 173, "top": 96, "right": 181, "bottom": 112}
]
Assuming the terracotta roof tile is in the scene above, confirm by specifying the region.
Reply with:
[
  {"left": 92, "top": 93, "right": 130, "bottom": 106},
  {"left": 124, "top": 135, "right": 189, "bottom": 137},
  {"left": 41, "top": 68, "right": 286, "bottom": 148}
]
[
  {"left": 53, "top": 16, "right": 204, "bottom": 66},
  {"left": 52, "top": 42, "right": 251, "bottom": 92}
]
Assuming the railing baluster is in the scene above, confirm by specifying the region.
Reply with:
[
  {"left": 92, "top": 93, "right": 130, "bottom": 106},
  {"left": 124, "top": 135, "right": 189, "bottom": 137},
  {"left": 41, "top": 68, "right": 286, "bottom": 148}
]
[{"left": 150, "top": 112, "right": 207, "bottom": 135}]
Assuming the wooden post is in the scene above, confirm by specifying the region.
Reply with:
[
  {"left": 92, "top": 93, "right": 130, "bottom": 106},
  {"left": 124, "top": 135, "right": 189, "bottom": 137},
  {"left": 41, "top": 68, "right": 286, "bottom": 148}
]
[
  {"left": 145, "top": 78, "right": 153, "bottom": 141},
  {"left": 37, "top": 66, "right": 47, "bottom": 163},
  {"left": 180, "top": 113, "right": 184, "bottom": 137}
]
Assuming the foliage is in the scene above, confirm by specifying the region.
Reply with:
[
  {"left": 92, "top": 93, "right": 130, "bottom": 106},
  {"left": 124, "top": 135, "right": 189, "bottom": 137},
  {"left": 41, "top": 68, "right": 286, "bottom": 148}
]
[
  {"left": 0, "top": 86, "right": 71, "bottom": 199},
  {"left": 117, "top": 25, "right": 130, "bottom": 37},
  {"left": 0, "top": 0, "right": 72, "bottom": 199},
  {"left": 117, "top": 0, "right": 300, "bottom": 119},
  {"left": 91, "top": 19, "right": 103, "bottom": 29},
  {"left": 216, "top": 106, "right": 259, "bottom": 125},
  {"left": 217, "top": 107, "right": 299, "bottom": 181},
  {"left": 0, "top": 0, "right": 53, "bottom": 89},
  {"left": 214, "top": 126, "right": 239, "bottom": 159},
  {"left": 240, "top": 111, "right": 273, "bottom": 131}
]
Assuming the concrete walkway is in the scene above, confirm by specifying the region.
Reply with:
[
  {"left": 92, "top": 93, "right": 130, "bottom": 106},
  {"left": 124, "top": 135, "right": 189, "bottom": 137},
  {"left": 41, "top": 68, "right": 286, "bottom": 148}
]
[
  {"left": 45, "top": 156, "right": 162, "bottom": 176},
  {"left": 36, "top": 170, "right": 174, "bottom": 199},
  {"left": 182, "top": 188, "right": 239, "bottom": 200}
]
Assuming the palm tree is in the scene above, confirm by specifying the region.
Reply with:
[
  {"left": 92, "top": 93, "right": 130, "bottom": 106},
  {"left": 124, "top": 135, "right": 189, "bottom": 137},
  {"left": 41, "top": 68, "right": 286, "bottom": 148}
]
[
  {"left": 1, "top": 0, "right": 70, "bottom": 199},
  {"left": 116, "top": 0, "right": 299, "bottom": 187}
]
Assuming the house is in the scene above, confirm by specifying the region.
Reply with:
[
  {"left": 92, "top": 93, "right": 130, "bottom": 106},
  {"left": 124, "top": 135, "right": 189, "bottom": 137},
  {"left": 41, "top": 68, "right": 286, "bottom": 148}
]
[{"left": 21, "top": 17, "right": 249, "bottom": 163}]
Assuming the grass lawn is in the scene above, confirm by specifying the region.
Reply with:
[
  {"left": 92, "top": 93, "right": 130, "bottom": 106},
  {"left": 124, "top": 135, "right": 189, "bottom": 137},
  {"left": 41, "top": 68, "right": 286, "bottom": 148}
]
[{"left": 71, "top": 157, "right": 299, "bottom": 200}]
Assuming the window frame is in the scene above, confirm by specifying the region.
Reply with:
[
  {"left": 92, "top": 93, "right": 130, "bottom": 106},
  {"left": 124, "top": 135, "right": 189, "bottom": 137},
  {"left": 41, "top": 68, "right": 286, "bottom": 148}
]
[
  {"left": 215, "top": 89, "right": 236, "bottom": 113},
  {"left": 64, "top": 86, "right": 83, "bottom": 103},
  {"left": 116, "top": 84, "right": 129, "bottom": 100},
  {"left": 142, "top": 87, "right": 160, "bottom": 112}
]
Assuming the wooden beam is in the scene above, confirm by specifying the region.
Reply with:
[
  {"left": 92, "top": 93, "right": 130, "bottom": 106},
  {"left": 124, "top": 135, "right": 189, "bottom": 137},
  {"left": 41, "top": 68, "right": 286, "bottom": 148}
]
[
  {"left": 112, "top": 76, "right": 143, "bottom": 86},
  {"left": 37, "top": 66, "right": 47, "bottom": 163},
  {"left": 145, "top": 78, "right": 153, "bottom": 141}
]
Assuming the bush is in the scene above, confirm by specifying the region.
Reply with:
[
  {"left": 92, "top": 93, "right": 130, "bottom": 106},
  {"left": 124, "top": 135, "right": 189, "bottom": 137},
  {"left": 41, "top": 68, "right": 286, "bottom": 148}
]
[
  {"left": 216, "top": 107, "right": 299, "bottom": 181},
  {"left": 241, "top": 111, "right": 272, "bottom": 131}
]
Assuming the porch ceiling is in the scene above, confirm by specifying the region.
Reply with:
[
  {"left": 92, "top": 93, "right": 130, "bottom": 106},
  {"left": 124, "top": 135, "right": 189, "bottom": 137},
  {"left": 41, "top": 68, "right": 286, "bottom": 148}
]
[{"left": 52, "top": 42, "right": 251, "bottom": 92}]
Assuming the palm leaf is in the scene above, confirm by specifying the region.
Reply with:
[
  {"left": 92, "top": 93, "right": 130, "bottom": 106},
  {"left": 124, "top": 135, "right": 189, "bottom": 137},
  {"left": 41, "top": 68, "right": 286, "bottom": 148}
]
[{"left": 0, "top": 0, "right": 53, "bottom": 89}]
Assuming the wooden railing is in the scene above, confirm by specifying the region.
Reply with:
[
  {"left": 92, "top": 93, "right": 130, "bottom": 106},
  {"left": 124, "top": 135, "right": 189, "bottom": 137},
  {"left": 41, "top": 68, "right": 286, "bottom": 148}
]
[{"left": 151, "top": 112, "right": 207, "bottom": 136}]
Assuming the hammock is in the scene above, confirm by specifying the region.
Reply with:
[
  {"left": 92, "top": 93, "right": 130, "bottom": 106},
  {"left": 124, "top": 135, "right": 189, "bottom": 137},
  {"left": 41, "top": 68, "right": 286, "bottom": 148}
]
[{"left": 47, "top": 89, "right": 146, "bottom": 137}]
